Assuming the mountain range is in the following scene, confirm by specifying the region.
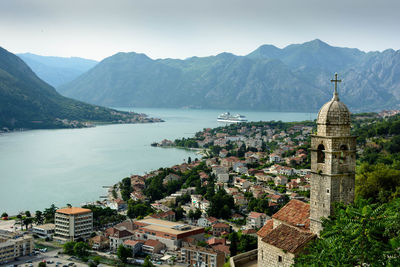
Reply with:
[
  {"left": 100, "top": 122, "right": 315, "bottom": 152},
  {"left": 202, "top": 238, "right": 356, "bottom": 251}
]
[
  {"left": 57, "top": 39, "right": 400, "bottom": 112},
  {"left": 0, "top": 47, "right": 157, "bottom": 130},
  {"left": 17, "top": 53, "right": 97, "bottom": 87}
]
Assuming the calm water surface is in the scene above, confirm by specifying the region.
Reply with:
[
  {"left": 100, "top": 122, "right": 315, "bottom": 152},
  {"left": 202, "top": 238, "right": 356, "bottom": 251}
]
[{"left": 0, "top": 108, "right": 316, "bottom": 214}]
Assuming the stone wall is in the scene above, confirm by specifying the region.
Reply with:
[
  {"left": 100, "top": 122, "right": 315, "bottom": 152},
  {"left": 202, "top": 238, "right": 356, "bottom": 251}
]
[
  {"left": 230, "top": 248, "right": 258, "bottom": 267},
  {"left": 258, "top": 240, "right": 295, "bottom": 267}
]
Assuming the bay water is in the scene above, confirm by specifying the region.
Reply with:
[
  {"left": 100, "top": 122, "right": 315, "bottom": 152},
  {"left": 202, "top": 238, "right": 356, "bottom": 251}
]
[{"left": 0, "top": 108, "right": 316, "bottom": 214}]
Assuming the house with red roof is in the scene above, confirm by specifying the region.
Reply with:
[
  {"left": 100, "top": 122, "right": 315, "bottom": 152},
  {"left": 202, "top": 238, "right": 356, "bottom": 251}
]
[
  {"left": 247, "top": 212, "right": 269, "bottom": 229},
  {"left": 257, "top": 200, "right": 316, "bottom": 266},
  {"left": 212, "top": 223, "right": 231, "bottom": 236},
  {"left": 142, "top": 239, "right": 166, "bottom": 255}
]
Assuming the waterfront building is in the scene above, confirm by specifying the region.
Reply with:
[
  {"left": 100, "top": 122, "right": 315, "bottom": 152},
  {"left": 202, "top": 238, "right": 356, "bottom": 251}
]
[
  {"left": 32, "top": 223, "right": 55, "bottom": 239},
  {"left": 54, "top": 207, "right": 93, "bottom": 243}
]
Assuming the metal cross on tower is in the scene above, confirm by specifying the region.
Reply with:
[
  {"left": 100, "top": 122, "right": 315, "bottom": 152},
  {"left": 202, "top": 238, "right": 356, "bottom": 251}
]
[{"left": 330, "top": 73, "right": 342, "bottom": 100}]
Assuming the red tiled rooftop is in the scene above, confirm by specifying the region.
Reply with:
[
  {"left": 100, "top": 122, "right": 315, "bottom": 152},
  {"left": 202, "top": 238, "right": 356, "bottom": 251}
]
[
  {"left": 248, "top": 211, "right": 266, "bottom": 218},
  {"left": 123, "top": 240, "right": 143, "bottom": 246},
  {"left": 144, "top": 239, "right": 163, "bottom": 247},
  {"left": 261, "top": 224, "right": 315, "bottom": 254},
  {"left": 242, "top": 229, "right": 257, "bottom": 235},
  {"left": 213, "top": 222, "right": 230, "bottom": 228},
  {"left": 257, "top": 219, "right": 273, "bottom": 238},
  {"left": 272, "top": 199, "right": 310, "bottom": 229},
  {"left": 212, "top": 244, "right": 230, "bottom": 255}
]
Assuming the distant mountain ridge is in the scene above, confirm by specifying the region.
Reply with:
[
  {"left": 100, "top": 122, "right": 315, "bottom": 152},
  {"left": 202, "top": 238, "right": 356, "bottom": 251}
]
[
  {"left": 18, "top": 53, "right": 98, "bottom": 87},
  {"left": 0, "top": 47, "right": 156, "bottom": 130},
  {"left": 59, "top": 39, "right": 400, "bottom": 112}
]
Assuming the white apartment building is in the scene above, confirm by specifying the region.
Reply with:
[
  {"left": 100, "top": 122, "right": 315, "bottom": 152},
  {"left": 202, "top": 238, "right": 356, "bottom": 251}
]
[{"left": 54, "top": 207, "right": 93, "bottom": 243}]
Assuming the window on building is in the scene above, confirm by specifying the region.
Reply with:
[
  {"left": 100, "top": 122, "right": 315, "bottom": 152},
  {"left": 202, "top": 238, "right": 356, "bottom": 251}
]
[
  {"left": 278, "top": 256, "right": 282, "bottom": 262},
  {"left": 317, "top": 144, "right": 325, "bottom": 163}
]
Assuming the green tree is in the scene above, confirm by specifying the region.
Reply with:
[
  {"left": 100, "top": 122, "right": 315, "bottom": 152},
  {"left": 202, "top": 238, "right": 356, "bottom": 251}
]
[
  {"left": 229, "top": 231, "right": 238, "bottom": 256},
  {"left": 120, "top": 177, "right": 133, "bottom": 201},
  {"left": 295, "top": 198, "right": 400, "bottom": 266},
  {"left": 1, "top": 212, "right": 8, "bottom": 218},
  {"left": 63, "top": 241, "right": 76, "bottom": 255},
  {"left": 25, "top": 211, "right": 31, "bottom": 217},
  {"left": 117, "top": 244, "right": 132, "bottom": 263},
  {"left": 143, "top": 255, "right": 155, "bottom": 267},
  {"left": 23, "top": 217, "right": 33, "bottom": 230},
  {"left": 16, "top": 214, "right": 23, "bottom": 230},
  {"left": 73, "top": 241, "right": 90, "bottom": 258},
  {"left": 38, "top": 262, "right": 46, "bottom": 267},
  {"left": 127, "top": 200, "right": 153, "bottom": 219},
  {"left": 43, "top": 204, "right": 57, "bottom": 223},
  {"left": 35, "top": 210, "right": 43, "bottom": 224},
  {"left": 356, "top": 163, "right": 400, "bottom": 203}
]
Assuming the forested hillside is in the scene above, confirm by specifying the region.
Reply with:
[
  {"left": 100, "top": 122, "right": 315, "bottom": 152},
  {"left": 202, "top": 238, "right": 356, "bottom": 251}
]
[
  {"left": 0, "top": 46, "right": 157, "bottom": 130},
  {"left": 18, "top": 53, "right": 98, "bottom": 87}
]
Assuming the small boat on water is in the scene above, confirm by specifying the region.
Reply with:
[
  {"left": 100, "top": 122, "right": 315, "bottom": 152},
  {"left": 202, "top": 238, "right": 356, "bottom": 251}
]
[{"left": 217, "top": 112, "right": 248, "bottom": 123}]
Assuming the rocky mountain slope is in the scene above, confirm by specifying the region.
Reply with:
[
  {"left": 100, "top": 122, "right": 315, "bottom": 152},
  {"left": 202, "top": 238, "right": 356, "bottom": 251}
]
[{"left": 59, "top": 40, "right": 400, "bottom": 112}]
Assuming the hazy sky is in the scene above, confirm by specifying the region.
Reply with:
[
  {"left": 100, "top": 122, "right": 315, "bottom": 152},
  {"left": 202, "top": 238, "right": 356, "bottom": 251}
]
[{"left": 1, "top": 0, "right": 399, "bottom": 61}]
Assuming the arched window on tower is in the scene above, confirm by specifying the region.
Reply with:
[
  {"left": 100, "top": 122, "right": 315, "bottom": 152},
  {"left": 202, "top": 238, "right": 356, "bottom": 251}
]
[
  {"left": 317, "top": 144, "right": 325, "bottom": 163},
  {"left": 340, "top": 144, "right": 348, "bottom": 164}
]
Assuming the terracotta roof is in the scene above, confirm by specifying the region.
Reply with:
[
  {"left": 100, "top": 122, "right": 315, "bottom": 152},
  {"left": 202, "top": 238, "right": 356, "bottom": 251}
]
[
  {"left": 207, "top": 217, "right": 219, "bottom": 223},
  {"left": 242, "top": 229, "right": 257, "bottom": 235},
  {"left": 261, "top": 224, "right": 315, "bottom": 254},
  {"left": 207, "top": 237, "right": 225, "bottom": 246},
  {"left": 144, "top": 239, "right": 163, "bottom": 247},
  {"left": 105, "top": 227, "right": 118, "bottom": 237},
  {"left": 115, "top": 219, "right": 136, "bottom": 231},
  {"left": 56, "top": 207, "right": 91, "bottom": 215},
  {"left": 248, "top": 211, "right": 266, "bottom": 218},
  {"left": 272, "top": 199, "right": 310, "bottom": 229},
  {"left": 90, "top": 235, "right": 109, "bottom": 243},
  {"left": 213, "top": 223, "right": 230, "bottom": 228},
  {"left": 112, "top": 229, "right": 134, "bottom": 239},
  {"left": 257, "top": 219, "right": 273, "bottom": 238},
  {"left": 123, "top": 240, "right": 143, "bottom": 246},
  {"left": 212, "top": 244, "right": 230, "bottom": 255},
  {"left": 183, "top": 244, "right": 220, "bottom": 255}
]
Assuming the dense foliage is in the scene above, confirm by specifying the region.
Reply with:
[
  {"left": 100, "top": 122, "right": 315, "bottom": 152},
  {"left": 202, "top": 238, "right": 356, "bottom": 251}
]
[
  {"left": 143, "top": 162, "right": 209, "bottom": 202},
  {"left": 127, "top": 200, "right": 153, "bottom": 219},
  {"left": 353, "top": 114, "right": 400, "bottom": 202},
  {"left": 295, "top": 198, "right": 400, "bottom": 266},
  {"left": 207, "top": 189, "right": 235, "bottom": 219},
  {"left": 296, "top": 114, "right": 400, "bottom": 265},
  {"left": 82, "top": 204, "right": 126, "bottom": 229}
]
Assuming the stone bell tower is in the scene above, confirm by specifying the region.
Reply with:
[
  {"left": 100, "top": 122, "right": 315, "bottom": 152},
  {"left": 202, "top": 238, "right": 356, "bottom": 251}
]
[{"left": 310, "top": 73, "right": 357, "bottom": 235}]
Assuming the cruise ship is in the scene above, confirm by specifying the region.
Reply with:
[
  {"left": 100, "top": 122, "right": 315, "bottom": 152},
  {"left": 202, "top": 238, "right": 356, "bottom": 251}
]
[{"left": 217, "top": 112, "right": 248, "bottom": 123}]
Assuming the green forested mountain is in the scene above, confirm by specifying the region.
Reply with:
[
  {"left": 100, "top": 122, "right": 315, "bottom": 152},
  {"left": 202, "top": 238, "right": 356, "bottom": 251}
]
[
  {"left": 0, "top": 46, "right": 153, "bottom": 130},
  {"left": 59, "top": 39, "right": 400, "bottom": 112},
  {"left": 18, "top": 53, "right": 98, "bottom": 87}
]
